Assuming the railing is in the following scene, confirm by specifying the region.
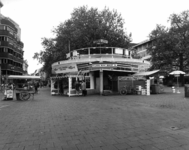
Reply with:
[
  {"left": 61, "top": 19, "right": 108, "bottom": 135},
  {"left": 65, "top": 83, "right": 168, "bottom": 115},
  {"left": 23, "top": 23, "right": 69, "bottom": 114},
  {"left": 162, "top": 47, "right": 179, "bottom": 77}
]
[
  {"left": 0, "top": 41, "right": 23, "bottom": 52},
  {"left": 1, "top": 64, "right": 24, "bottom": 73},
  {"left": 66, "top": 47, "right": 132, "bottom": 59},
  {"left": 0, "top": 52, "right": 23, "bottom": 63}
]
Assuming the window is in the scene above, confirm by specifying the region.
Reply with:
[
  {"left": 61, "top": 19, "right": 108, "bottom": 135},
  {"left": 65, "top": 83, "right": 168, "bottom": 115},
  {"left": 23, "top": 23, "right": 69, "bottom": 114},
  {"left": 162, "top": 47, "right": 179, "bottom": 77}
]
[
  {"left": 90, "top": 48, "right": 100, "bottom": 54},
  {"left": 114, "top": 48, "right": 123, "bottom": 55},
  {"left": 0, "top": 47, "right": 4, "bottom": 52},
  {"left": 7, "top": 38, "right": 14, "bottom": 45},
  {"left": 0, "top": 36, "right": 5, "bottom": 41},
  {"left": 2, "top": 59, "right": 8, "bottom": 64},
  {"left": 0, "top": 25, "right": 5, "bottom": 30},
  {"left": 4, "top": 48, "right": 8, "bottom": 52},
  {"left": 7, "top": 26, "right": 14, "bottom": 35},
  {"left": 78, "top": 48, "right": 88, "bottom": 55},
  {"left": 101, "top": 48, "right": 112, "bottom": 54}
]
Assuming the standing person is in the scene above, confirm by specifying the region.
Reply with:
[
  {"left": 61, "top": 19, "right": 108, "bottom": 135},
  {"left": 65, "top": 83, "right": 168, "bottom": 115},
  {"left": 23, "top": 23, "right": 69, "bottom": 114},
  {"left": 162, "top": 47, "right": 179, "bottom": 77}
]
[
  {"left": 75, "top": 80, "right": 81, "bottom": 95},
  {"left": 81, "top": 80, "right": 87, "bottom": 96},
  {"left": 34, "top": 81, "right": 38, "bottom": 93}
]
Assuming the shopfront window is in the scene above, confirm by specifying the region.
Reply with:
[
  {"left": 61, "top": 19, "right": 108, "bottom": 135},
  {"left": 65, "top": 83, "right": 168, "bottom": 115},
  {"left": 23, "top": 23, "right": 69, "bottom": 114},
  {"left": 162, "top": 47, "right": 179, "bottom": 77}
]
[{"left": 78, "top": 48, "right": 88, "bottom": 55}]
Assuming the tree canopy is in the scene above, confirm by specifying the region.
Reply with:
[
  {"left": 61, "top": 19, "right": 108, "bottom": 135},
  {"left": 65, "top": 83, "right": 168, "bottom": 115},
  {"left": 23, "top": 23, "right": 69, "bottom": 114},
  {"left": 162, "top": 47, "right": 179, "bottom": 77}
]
[
  {"left": 33, "top": 6, "right": 132, "bottom": 77},
  {"left": 148, "top": 10, "right": 189, "bottom": 72}
]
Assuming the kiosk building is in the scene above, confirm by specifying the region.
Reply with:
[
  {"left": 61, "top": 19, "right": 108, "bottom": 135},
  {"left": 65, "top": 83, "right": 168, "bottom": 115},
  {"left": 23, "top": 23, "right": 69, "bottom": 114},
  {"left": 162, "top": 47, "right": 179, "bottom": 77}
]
[{"left": 51, "top": 46, "right": 151, "bottom": 96}]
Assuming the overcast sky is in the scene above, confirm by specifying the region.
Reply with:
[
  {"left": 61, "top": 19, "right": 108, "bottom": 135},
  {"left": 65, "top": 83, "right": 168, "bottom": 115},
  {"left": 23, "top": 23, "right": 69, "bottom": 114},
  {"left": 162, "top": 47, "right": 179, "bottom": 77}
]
[{"left": 1, "top": 0, "right": 189, "bottom": 74}]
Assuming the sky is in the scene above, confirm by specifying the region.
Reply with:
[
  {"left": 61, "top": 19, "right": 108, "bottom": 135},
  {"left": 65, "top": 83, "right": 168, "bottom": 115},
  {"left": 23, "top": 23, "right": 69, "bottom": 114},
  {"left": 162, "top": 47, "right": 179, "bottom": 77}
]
[{"left": 1, "top": 0, "right": 189, "bottom": 74}]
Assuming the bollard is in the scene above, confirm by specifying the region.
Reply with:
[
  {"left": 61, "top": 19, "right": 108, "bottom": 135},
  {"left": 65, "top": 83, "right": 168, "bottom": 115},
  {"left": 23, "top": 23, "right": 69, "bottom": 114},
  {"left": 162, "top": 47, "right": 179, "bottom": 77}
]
[{"left": 172, "top": 86, "right": 175, "bottom": 93}]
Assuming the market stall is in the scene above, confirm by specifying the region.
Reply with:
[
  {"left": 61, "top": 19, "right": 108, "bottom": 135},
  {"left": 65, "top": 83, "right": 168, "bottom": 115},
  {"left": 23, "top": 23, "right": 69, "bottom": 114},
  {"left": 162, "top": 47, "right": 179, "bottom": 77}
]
[
  {"left": 118, "top": 76, "right": 149, "bottom": 95},
  {"left": 6, "top": 75, "right": 41, "bottom": 101},
  {"left": 132, "top": 70, "right": 164, "bottom": 94}
]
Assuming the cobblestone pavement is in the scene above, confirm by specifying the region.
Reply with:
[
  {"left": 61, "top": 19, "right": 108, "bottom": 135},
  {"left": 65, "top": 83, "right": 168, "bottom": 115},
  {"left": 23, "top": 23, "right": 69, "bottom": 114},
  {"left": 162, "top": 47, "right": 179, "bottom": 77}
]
[{"left": 0, "top": 87, "right": 189, "bottom": 150}]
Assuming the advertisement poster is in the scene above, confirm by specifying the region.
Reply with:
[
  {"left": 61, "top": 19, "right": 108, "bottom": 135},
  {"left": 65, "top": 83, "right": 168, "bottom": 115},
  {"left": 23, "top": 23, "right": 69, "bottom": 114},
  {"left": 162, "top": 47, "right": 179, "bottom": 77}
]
[{"left": 52, "top": 63, "right": 78, "bottom": 74}]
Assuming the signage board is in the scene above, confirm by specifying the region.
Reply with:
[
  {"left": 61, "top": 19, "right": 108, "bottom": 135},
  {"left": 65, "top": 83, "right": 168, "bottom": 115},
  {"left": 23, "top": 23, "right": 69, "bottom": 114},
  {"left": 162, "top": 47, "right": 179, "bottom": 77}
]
[
  {"left": 92, "top": 64, "right": 117, "bottom": 68},
  {"left": 52, "top": 63, "right": 78, "bottom": 74},
  {"left": 93, "top": 39, "right": 108, "bottom": 44},
  {"left": 5, "top": 89, "right": 13, "bottom": 99}
]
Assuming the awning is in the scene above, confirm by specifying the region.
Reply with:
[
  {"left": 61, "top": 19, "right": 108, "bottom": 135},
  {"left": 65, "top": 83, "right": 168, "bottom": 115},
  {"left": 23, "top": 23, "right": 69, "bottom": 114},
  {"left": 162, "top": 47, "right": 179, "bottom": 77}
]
[
  {"left": 8, "top": 75, "right": 41, "bottom": 80},
  {"left": 133, "top": 70, "right": 160, "bottom": 76}
]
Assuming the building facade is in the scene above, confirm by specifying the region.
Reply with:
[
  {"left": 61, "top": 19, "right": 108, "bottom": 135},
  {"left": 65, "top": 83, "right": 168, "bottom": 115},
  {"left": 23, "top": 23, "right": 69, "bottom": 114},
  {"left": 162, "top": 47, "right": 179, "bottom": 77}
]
[
  {"left": 0, "top": 1, "right": 24, "bottom": 77},
  {"left": 51, "top": 46, "right": 151, "bottom": 96},
  {"left": 131, "top": 39, "right": 153, "bottom": 61}
]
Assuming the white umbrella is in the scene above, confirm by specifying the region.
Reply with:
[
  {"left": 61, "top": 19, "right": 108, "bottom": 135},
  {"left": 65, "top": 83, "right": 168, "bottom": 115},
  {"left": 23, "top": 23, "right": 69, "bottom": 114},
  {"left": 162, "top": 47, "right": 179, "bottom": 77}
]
[
  {"left": 169, "top": 70, "right": 185, "bottom": 75},
  {"left": 169, "top": 70, "right": 185, "bottom": 92}
]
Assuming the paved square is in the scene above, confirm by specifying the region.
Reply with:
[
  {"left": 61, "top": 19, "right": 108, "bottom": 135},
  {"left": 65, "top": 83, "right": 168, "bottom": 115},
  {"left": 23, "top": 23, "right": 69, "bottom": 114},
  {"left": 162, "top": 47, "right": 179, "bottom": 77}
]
[{"left": 0, "top": 87, "right": 189, "bottom": 150}]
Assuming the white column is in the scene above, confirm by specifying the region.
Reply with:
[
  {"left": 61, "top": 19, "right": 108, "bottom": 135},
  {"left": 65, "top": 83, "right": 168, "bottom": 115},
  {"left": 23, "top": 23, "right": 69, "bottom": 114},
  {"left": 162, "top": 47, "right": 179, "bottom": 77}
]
[
  {"left": 146, "top": 79, "right": 150, "bottom": 96},
  {"left": 100, "top": 69, "right": 103, "bottom": 95},
  {"left": 68, "top": 77, "right": 71, "bottom": 97},
  {"left": 90, "top": 72, "right": 94, "bottom": 89}
]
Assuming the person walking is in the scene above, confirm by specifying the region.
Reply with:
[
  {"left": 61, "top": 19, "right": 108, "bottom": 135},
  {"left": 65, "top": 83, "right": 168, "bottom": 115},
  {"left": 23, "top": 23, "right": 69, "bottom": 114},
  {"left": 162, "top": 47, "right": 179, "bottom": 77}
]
[{"left": 81, "top": 80, "right": 87, "bottom": 96}]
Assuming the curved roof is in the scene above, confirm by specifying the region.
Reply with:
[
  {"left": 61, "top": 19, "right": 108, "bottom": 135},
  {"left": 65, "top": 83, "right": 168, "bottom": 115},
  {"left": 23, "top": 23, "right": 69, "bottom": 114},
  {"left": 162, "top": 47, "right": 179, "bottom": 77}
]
[{"left": 133, "top": 70, "right": 160, "bottom": 76}]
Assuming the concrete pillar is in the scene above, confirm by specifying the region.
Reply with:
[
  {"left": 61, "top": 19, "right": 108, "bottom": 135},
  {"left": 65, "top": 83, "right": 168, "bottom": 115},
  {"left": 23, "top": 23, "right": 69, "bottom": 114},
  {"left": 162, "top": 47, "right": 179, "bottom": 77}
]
[
  {"left": 90, "top": 72, "right": 94, "bottom": 89},
  {"left": 50, "top": 78, "right": 54, "bottom": 94},
  {"left": 100, "top": 69, "right": 103, "bottom": 95}
]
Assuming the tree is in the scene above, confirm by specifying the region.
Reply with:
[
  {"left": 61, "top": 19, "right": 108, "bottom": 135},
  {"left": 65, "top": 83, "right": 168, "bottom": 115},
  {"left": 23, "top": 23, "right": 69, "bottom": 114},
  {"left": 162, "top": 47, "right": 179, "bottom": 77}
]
[
  {"left": 148, "top": 10, "right": 189, "bottom": 73},
  {"left": 23, "top": 59, "right": 29, "bottom": 74},
  {"left": 33, "top": 6, "right": 131, "bottom": 77}
]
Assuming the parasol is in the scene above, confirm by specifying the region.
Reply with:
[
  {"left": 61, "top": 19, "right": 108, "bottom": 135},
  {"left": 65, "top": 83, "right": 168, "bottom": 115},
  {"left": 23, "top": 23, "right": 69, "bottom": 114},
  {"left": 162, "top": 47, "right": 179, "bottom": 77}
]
[{"left": 169, "top": 70, "right": 185, "bottom": 93}]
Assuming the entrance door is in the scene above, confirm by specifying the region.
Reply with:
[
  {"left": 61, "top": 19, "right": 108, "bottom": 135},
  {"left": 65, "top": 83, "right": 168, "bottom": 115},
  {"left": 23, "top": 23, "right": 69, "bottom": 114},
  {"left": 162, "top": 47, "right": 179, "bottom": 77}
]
[{"left": 112, "top": 80, "right": 118, "bottom": 92}]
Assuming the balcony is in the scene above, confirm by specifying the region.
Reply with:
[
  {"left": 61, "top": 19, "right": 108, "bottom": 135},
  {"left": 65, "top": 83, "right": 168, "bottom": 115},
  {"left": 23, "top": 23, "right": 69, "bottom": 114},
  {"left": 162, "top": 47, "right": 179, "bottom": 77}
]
[
  {"left": 18, "top": 41, "right": 24, "bottom": 48},
  {"left": 0, "top": 52, "right": 23, "bottom": 63},
  {"left": 1, "top": 64, "right": 24, "bottom": 73},
  {"left": 1, "top": 18, "right": 18, "bottom": 33},
  {"left": 67, "top": 47, "right": 132, "bottom": 60},
  {"left": 0, "top": 41, "right": 23, "bottom": 53},
  {"left": 0, "top": 30, "right": 16, "bottom": 40}
]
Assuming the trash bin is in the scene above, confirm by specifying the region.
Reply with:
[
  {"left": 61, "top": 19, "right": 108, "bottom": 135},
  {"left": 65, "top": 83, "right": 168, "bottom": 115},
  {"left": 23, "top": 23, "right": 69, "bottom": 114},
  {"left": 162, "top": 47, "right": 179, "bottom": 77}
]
[
  {"left": 185, "top": 84, "right": 189, "bottom": 97},
  {"left": 151, "top": 84, "right": 157, "bottom": 94}
]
